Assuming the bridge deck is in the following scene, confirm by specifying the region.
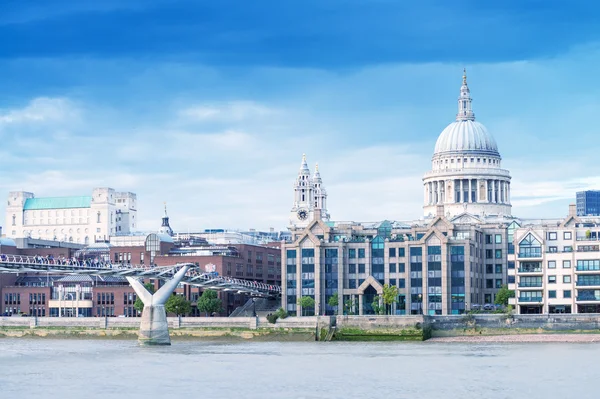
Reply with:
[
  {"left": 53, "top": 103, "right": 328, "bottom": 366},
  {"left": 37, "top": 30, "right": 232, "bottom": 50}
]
[{"left": 0, "top": 254, "right": 280, "bottom": 298}]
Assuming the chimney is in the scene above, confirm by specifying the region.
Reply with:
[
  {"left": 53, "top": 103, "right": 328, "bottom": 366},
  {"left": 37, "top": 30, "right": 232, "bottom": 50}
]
[
  {"left": 569, "top": 204, "right": 577, "bottom": 217},
  {"left": 436, "top": 205, "right": 445, "bottom": 218}
]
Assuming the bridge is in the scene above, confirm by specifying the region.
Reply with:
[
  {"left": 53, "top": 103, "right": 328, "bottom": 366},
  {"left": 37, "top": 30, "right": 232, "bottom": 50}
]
[
  {"left": 0, "top": 254, "right": 281, "bottom": 298},
  {"left": 0, "top": 254, "right": 281, "bottom": 345}
]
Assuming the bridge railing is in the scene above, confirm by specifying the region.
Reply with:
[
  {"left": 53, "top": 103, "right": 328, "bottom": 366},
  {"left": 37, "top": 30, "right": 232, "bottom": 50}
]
[{"left": 0, "top": 254, "right": 281, "bottom": 295}]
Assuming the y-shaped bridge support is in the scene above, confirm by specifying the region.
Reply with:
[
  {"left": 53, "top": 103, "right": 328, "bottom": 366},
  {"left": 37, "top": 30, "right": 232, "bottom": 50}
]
[{"left": 126, "top": 265, "right": 190, "bottom": 346}]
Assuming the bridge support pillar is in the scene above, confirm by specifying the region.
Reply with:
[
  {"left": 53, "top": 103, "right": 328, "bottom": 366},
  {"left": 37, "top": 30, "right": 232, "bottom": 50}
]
[{"left": 126, "top": 265, "right": 190, "bottom": 346}]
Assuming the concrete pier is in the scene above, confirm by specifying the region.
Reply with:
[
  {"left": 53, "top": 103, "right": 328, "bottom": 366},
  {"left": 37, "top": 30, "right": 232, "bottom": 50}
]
[{"left": 127, "top": 265, "right": 190, "bottom": 345}]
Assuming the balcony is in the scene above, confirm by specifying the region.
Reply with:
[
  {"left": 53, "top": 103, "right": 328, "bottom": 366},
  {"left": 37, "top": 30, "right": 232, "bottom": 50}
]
[
  {"left": 518, "top": 267, "right": 543, "bottom": 274},
  {"left": 576, "top": 295, "right": 600, "bottom": 302},
  {"left": 518, "top": 251, "right": 542, "bottom": 259},
  {"left": 576, "top": 280, "right": 600, "bottom": 287},
  {"left": 518, "top": 282, "right": 543, "bottom": 288},
  {"left": 577, "top": 246, "right": 600, "bottom": 253},
  {"left": 518, "top": 297, "right": 543, "bottom": 303},
  {"left": 576, "top": 266, "right": 600, "bottom": 272}
]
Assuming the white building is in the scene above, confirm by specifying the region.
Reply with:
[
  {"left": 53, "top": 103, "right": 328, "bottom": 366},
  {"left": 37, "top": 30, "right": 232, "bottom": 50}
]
[
  {"left": 423, "top": 70, "right": 512, "bottom": 219},
  {"left": 508, "top": 205, "right": 600, "bottom": 314},
  {"left": 5, "top": 188, "right": 137, "bottom": 244}
]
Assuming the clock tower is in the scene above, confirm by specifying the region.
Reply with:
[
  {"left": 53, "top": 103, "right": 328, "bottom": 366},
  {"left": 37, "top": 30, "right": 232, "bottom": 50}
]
[{"left": 290, "top": 154, "right": 313, "bottom": 228}]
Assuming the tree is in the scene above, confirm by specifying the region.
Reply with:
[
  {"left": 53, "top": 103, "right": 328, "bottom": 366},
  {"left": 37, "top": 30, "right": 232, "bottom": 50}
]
[
  {"left": 382, "top": 284, "right": 399, "bottom": 315},
  {"left": 371, "top": 295, "right": 384, "bottom": 315},
  {"left": 344, "top": 297, "right": 357, "bottom": 315},
  {"left": 327, "top": 293, "right": 339, "bottom": 314},
  {"left": 165, "top": 294, "right": 191, "bottom": 316},
  {"left": 494, "top": 285, "right": 515, "bottom": 306},
  {"left": 196, "top": 289, "right": 222, "bottom": 316},
  {"left": 133, "top": 283, "right": 155, "bottom": 314},
  {"left": 297, "top": 296, "right": 315, "bottom": 316}
]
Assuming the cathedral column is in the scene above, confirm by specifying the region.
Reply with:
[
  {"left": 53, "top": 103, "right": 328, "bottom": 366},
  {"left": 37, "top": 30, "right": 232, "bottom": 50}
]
[
  {"left": 437, "top": 181, "right": 441, "bottom": 204},
  {"left": 491, "top": 180, "right": 496, "bottom": 203},
  {"left": 440, "top": 180, "right": 445, "bottom": 203},
  {"left": 507, "top": 182, "right": 510, "bottom": 203},
  {"left": 468, "top": 179, "right": 472, "bottom": 203},
  {"left": 459, "top": 180, "right": 463, "bottom": 203}
]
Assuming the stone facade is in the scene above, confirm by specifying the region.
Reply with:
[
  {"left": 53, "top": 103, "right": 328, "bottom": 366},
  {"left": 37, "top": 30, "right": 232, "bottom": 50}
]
[{"left": 5, "top": 187, "right": 137, "bottom": 244}]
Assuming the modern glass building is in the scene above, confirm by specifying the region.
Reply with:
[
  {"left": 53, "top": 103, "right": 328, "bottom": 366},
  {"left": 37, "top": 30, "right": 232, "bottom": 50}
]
[{"left": 576, "top": 190, "right": 600, "bottom": 216}]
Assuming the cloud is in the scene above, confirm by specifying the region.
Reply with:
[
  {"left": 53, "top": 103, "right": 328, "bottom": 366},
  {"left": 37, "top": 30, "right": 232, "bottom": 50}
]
[
  {"left": 179, "top": 101, "right": 277, "bottom": 122},
  {"left": 0, "top": 97, "right": 78, "bottom": 126}
]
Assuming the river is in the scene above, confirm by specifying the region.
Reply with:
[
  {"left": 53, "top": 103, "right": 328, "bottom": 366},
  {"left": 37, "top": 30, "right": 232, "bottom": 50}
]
[{"left": 0, "top": 339, "right": 596, "bottom": 399}]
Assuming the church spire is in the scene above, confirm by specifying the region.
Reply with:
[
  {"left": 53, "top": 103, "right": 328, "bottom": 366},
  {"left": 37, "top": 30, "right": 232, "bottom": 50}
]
[
  {"left": 299, "top": 153, "right": 309, "bottom": 174},
  {"left": 456, "top": 68, "right": 475, "bottom": 121},
  {"left": 313, "top": 162, "right": 321, "bottom": 183},
  {"left": 159, "top": 202, "right": 173, "bottom": 236}
]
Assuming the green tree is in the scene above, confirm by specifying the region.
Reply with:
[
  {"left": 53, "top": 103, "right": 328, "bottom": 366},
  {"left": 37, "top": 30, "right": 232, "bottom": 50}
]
[
  {"left": 494, "top": 285, "right": 515, "bottom": 306},
  {"left": 133, "top": 282, "right": 155, "bottom": 314},
  {"left": 344, "top": 298, "right": 357, "bottom": 315},
  {"left": 165, "top": 294, "right": 191, "bottom": 316},
  {"left": 382, "top": 284, "right": 399, "bottom": 315},
  {"left": 196, "top": 289, "right": 222, "bottom": 316},
  {"left": 297, "top": 296, "right": 315, "bottom": 316},
  {"left": 371, "top": 295, "right": 384, "bottom": 315},
  {"left": 327, "top": 293, "right": 339, "bottom": 314}
]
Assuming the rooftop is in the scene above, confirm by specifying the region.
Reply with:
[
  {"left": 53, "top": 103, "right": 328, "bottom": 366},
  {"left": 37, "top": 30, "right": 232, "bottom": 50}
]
[{"left": 23, "top": 196, "right": 92, "bottom": 210}]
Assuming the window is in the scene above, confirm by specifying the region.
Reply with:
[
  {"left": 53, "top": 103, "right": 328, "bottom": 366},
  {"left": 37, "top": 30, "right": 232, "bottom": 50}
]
[
  {"left": 486, "top": 279, "right": 493, "bottom": 288},
  {"left": 563, "top": 260, "right": 571, "bottom": 269},
  {"left": 398, "top": 248, "right": 405, "bottom": 257},
  {"left": 399, "top": 279, "right": 406, "bottom": 288},
  {"left": 495, "top": 264, "right": 502, "bottom": 274},
  {"left": 485, "top": 235, "right": 493, "bottom": 244},
  {"left": 486, "top": 264, "right": 493, "bottom": 274},
  {"left": 495, "top": 279, "right": 502, "bottom": 288},
  {"left": 349, "top": 264, "right": 356, "bottom": 274},
  {"left": 548, "top": 232, "right": 557, "bottom": 240},
  {"left": 549, "top": 290, "right": 557, "bottom": 299},
  {"left": 548, "top": 246, "right": 558, "bottom": 253},
  {"left": 399, "top": 263, "right": 405, "bottom": 273},
  {"left": 563, "top": 246, "right": 573, "bottom": 252},
  {"left": 564, "top": 290, "right": 572, "bottom": 299},
  {"left": 563, "top": 275, "right": 571, "bottom": 283},
  {"left": 548, "top": 275, "right": 556, "bottom": 284},
  {"left": 495, "top": 249, "right": 502, "bottom": 259},
  {"left": 358, "top": 249, "right": 365, "bottom": 258},
  {"left": 97, "top": 212, "right": 101, "bottom": 223},
  {"left": 564, "top": 232, "right": 572, "bottom": 240},
  {"left": 548, "top": 261, "right": 556, "bottom": 269},
  {"left": 358, "top": 264, "right": 365, "bottom": 273},
  {"left": 389, "top": 248, "right": 396, "bottom": 257},
  {"left": 508, "top": 261, "right": 515, "bottom": 269},
  {"left": 349, "top": 249, "right": 356, "bottom": 258},
  {"left": 486, "top": 249, "right": 493, "bottom": 259},
  {"left": 495, "top": 234, "right": 502, "bottom": 244},
  {"left": 389, "top": 263, "right": 396, "bottom": 273}
]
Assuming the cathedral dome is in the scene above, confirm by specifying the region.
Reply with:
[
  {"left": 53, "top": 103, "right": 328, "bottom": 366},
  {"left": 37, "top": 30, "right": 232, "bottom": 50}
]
[
  {"left": 434, "top": 120, "right": 498, "bottom": 156},
  {"left": 433, "top": 69, "right": 500, "bottom": 158}
]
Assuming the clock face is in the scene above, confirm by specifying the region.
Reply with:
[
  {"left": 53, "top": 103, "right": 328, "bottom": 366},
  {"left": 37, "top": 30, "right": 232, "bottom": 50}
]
[{"left": 297, "top": 209, "right": 308, "bottom": 221}]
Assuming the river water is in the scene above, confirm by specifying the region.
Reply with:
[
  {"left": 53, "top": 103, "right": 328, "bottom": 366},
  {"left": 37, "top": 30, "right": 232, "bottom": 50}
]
[{"left": 0, "top": 339, "right": 597, "bottom": 399}]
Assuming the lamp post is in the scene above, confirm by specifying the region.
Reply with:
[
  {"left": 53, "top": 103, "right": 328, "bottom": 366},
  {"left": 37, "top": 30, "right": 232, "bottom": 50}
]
[
  {"left": 418, "top": 293, "right": 423, "bottom": 315},
  {"left": 252, "top": 298, "right": 256, "bottom": 317}
]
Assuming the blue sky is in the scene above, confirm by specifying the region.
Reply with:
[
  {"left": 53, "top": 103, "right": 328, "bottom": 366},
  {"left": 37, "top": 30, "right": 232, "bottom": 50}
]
[{"left": 1, "top": 0, "right": 600, "bottom": 231}]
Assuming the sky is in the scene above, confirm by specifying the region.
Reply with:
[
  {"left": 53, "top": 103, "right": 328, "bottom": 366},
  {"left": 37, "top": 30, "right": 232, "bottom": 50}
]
[{"left": 1, "top": 0, "right": 600, "bottom": 232}]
